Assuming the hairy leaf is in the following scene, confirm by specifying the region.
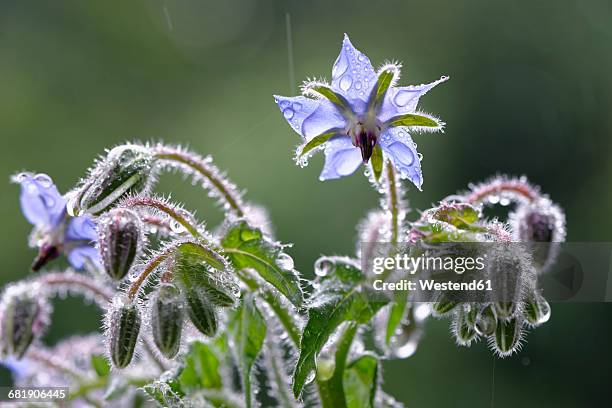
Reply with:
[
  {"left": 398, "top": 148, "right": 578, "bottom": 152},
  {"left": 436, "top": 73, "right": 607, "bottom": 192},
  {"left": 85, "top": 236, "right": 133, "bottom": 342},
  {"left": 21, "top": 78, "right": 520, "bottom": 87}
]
[
  {"left": 309, "top": 84, "right": 352, "bottom": 113},
  {"left": 179, "top": 342, "right": 223, "bottom": 391},
  {"left": 370, "top": 145, "right": 383, "bottom": 182},
  {"left": 90, "top": 354, "right": 110, "bottom": 377},
  {"left": 387, "top": 113, "right": 440, "bottom": 128},
  {"left": 299, "top": 130, "right": 339, "bottom": 158},
  {"left": 344, "top": 355, "right": 379, "bottom": 408},
  {"left": 222, "top": 221, "right": 303, "bottom": 306},
  {"left": 229, "top": 295, "right": 266, "bottom": 408},
  {"left": 174, "top": 242, "right": 238, "bottom": 307},
  {"left": 292, "top": 259, "right": 389, "bottom": 398},
  {"left": 371, "top": 68, "right": 396, "bottom": 111}
]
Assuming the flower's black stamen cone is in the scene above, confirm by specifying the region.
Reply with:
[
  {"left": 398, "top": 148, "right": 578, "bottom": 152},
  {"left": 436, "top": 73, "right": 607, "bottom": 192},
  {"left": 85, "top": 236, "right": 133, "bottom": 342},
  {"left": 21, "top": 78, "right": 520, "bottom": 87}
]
[
  {"left": 358, "top": 131, "right": 377, "bottom": 163},
  {"left": 31, "top": 244, "right": 59, "bottom": 272}
]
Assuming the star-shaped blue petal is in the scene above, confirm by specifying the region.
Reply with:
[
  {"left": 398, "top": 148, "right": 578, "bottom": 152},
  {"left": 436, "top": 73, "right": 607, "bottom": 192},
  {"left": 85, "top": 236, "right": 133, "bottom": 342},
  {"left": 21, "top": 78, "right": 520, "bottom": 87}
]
[{"left": 274, "top": 34, "right": 447, "bottom": 190}]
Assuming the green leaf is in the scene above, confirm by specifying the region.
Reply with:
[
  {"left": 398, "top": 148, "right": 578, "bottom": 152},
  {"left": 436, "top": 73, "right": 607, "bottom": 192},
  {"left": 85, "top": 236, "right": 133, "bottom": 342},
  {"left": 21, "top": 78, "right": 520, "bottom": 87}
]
[
  {"left": 370, "top": 68, "right": 396, "bottom": 111},
  {"left": 309, "top": 85, "right": 352, "bottom": 113},
  {"left": 387, "top": 113, "right": 441, "bottom": 128},
  {"left": 91, "top": 354, "right": 110, "bottom": 378},
  {"left": 299, "top": 130, "right": 338, "bottom": 158},
  {"left": 385, "top": 292, "right": 408, "bottom": 345},
  {"left": 222, "top": 221, "right": 303, "bottom": 306},
  {"left": 178, "top": 342, "right": 223, "bottom": 391},
  {"left": 143, "top": 381, "right": 184, "bottom": 408},
  {"left": 370, "top": 145, "right": 383, "bottom": 182},
  {"left": 228, "top": 295, "right": 266, "bottom": 408},
  {"left": 344, "top": 355, "right": 379, "bottom": 408},
  {"left": 174, "top": 242, "right": 238, "bottom": 307},
  {"left": 292, "top": 259, "right": 389, "bottom": 398},
  {"left": 430, "top": 202, "right": 481, "bottom": 229}
]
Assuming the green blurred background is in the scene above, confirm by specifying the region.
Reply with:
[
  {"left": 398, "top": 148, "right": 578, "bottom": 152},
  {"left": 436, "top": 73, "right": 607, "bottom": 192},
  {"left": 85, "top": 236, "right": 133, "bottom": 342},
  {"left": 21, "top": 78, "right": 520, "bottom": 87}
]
[{"left": 1, "top": 0, "right": 611, "bottom": 406}]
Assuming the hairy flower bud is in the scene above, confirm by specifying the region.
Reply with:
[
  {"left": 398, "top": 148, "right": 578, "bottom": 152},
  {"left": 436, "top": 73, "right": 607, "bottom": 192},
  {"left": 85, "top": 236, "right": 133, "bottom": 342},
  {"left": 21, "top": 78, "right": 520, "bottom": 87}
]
[
  {"left": 453, "top": 305, "right": 478, "bottom": 346},
  {"left": 493, "top": 317, "right": 522, "bottom": 357},
  {"left": 0, "top": 283, "right": 51, "bottom": 358},
  {"left": 108, "top": 299, "right": 141, "bottom": 368},
  {"left": 151, "top": 284, "right": 184, "bottom": 358},
  {"left": 523, "top": 293, "right": 551, "bottom": 327},
  {"left": 184, "top": 286, "right": 217, "bottom": 337},
  {"left": 510, "top": 198, "right": 566, "bottom": 271},
  {"left": 99, "top": 208, "right": 141, "bottom": 281},
  {"left": 474, "top": 304, "right": 497, "bottom": 336},
  {"left": 70, "top": 144, "right": 153, "bottom": 215}
]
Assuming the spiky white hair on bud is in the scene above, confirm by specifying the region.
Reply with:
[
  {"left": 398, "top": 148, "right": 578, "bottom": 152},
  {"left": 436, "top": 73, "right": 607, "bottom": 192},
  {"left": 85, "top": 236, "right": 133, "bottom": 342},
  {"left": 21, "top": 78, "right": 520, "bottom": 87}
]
[
  {"left": 463, "top": 175, "right": 542, "bottom": 206},
  {"left": 509, "top": 197, "right": 566, "bottom": 243},
  {"left": 151, "top": 143, "right": 246, "bottom": 218}
]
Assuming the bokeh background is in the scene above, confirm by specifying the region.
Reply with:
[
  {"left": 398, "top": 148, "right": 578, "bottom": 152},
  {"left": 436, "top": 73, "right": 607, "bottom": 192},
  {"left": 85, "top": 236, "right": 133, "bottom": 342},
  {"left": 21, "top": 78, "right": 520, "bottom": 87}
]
[{"left": 1, "top": 0, "right": 611, "bottom": 406}]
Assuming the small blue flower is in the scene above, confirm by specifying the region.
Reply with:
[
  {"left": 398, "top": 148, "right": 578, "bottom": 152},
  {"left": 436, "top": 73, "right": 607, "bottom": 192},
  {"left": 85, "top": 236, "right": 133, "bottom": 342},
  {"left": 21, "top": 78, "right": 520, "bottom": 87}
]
[
  {"left": 274, "top": 34, "right": 447, "bottom": 189},
  {"left": 12, "top": 172, "right": 100, "bottom": 271}
]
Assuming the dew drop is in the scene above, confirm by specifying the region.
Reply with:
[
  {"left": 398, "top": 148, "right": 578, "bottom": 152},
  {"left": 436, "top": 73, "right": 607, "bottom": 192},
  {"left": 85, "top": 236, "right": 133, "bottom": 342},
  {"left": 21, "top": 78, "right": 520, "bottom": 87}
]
[
  {"left": 314, "top": 259, "right": 332, "bottom": 277},
  {"left": 276, "top": 253, "right": 294, "bottom": 271},
  {"left": 339, "top": 75, "right": 353, "bottom": 91},
  {"left": 357, "top": 54, "right": 365, "bottom": 62},
  {"left": 387, "top": 142, "right": 414, "bottom": 166},
  {"left": 332, "top": 52, "right": 349, "bottom": 80},
  {"left": 34, "top": 174, "right": 53, "bottom": 188},
  {"left": 279, "top": 100, "right": 290, "bottom": 109},
  {"left": 488, "top": 195, "right": 500, "bottom": 204},
  {"left": 283, "top": 108, "right": 295, "bottom": 120},
  {"left": 305, "top": 370, "right": 316, "bottom": 385},
  {"left": 292, "top": 102, "right": 302, "bottom": 112},
  {"left": 393, "top": 338, "right": 418, "bottom": 358},
  {"left": 499, "top": 197, "right": 511, "bottom": 206},
  {"left": 354, "top": 81, "right": 362, "bottom": 90},
  {"left": 394, "top": 90, "right": 418, "bottom": 107}
]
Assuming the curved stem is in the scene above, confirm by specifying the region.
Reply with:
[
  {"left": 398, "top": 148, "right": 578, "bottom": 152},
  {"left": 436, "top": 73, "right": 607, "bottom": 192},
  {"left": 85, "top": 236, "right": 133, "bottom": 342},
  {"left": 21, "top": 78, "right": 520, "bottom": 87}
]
[
  {"left": 120, "top": 196, "right": 201, "bottom": 238},
  {"left": 386, "top": 161, "right": 400, "bottom": 245},
  {"left": 153, "top": 146, "right": 245, "bottom": 217},
  {"left": 36, "top": 271, "right": 113, "bottom": 305},
  {"left": 466, "top": 177, "right": 540, "bottom": 205},
  {"left": 126, "top": 248, "right": 174, "bottom": 300}
]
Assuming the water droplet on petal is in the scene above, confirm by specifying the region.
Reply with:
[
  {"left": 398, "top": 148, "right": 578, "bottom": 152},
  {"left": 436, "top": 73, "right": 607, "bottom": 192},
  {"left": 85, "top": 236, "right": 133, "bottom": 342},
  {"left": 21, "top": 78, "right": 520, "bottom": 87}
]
[
  {"left": 339, "top": 75, "right": 353, "bottom": 91},
  {"left": 354, "top": 81, "right": 362, "bottom": 90},
  {"left": 34, "top": 174, "right": 53, "bottom": 188},
  {"left": 388, "top": 142, "right": 415, "bottom": 166},
  {"left": 332, "top": 52, "right": 349, "bottom": 80},
  {"left": 292, "top": 102, "right": 302, "bottom": 111},
  {"left": 283, "top": 108, "right": 294, "bottom": 119},
  {"left": 279, "top": 100, "right": 290, "bottom": 109},
  {"left": 394, "top": 90, "right": 418, "bottom": 107},
  {"left": 499, "top": 197, "right": 511, "bottom": 206},
  {"left": 357, "top": 54, "right": 365, "bottom": 62}
]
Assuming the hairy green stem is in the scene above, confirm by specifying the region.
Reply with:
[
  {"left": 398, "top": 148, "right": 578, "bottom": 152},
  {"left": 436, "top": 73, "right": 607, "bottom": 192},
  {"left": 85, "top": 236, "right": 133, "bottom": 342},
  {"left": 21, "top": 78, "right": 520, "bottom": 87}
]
[
  {"left": 154, "top": 147, "right": 245, "bottom": 217},
  {"left": 386, "top": 161, "right": 400, "bottom": 246},
  {"left": 120, "top": 196, "right": 200, "bottom": 238}
]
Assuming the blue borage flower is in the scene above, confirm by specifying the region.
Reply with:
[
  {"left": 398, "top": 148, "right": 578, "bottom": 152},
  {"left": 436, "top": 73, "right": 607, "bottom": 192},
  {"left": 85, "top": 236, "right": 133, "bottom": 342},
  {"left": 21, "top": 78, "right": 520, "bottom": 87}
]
[
  {"left": 12, "top": 172, "right": 100, "bottom": 271},
  {"left": 274, "top": 34, "right": 447, "bottom": 189}
]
